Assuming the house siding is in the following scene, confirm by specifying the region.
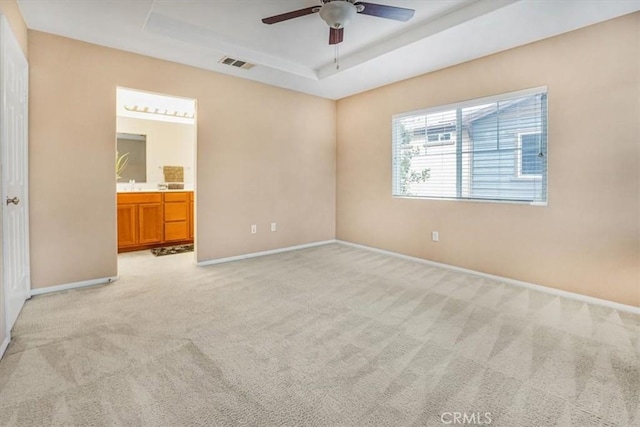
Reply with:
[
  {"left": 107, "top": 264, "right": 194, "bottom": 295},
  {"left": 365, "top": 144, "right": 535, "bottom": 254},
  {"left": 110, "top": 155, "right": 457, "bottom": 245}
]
[{"left": 469, "top": 94, "right": 546, "bottom": 201}]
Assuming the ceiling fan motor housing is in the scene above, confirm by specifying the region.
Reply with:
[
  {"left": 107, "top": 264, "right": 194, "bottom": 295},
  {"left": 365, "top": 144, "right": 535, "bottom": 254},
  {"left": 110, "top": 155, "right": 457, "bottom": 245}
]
[{"left": 320, "top": 1, "right": 360, "bottom": 29}]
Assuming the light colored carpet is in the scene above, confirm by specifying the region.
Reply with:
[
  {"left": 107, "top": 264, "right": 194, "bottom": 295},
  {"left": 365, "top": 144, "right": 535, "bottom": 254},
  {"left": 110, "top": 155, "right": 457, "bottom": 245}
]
[{"left": 0, "top": 243, "right": 638, "bottom": 426}]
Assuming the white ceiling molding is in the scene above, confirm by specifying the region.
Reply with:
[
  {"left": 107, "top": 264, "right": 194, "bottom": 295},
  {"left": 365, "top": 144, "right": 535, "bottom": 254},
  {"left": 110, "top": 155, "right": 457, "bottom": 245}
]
[{"left": 17, "top": 0, "right": 640, "bottom": 99}]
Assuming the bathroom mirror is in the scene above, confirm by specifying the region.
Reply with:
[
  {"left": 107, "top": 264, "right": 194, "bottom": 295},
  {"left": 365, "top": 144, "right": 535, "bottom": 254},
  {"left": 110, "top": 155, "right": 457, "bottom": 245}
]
[{"left": 117, "top": 133, "right": 147, "bottom": 182}]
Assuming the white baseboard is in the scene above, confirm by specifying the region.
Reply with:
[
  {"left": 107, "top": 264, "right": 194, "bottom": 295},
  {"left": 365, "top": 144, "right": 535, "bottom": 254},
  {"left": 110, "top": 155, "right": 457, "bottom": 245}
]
[
  {"left": 30, "top": 276, "right": 118, "bottom": 296},
  {"left": 197, "top": 240, "right": 337, "bottom": 267},
  {"left": 0, "top": 334, "right": 9, "bottom": 360},
  {"left": 337, "top": 240, "right": 640, "bottom": 315}
]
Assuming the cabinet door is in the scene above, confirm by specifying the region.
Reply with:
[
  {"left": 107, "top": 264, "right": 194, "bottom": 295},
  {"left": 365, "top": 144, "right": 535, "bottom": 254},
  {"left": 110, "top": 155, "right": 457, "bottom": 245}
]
[
  {"left": 138, "top": 203, "right": 164, "bottom": 244},
  {"left": 117, "top": 204, "right": 137, "bottom": 247}
]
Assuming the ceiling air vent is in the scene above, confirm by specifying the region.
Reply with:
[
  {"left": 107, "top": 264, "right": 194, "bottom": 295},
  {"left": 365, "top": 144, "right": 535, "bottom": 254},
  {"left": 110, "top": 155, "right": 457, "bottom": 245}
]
[{"left": 219, "top": 56, "right": 255, "bottom": 70}]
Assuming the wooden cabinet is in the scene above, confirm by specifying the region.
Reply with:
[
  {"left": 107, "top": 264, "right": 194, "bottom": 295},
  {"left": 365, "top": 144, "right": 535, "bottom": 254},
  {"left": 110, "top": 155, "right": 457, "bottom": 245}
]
[{"left": 117, "top": 191, "right": 193, "bottom": 252}]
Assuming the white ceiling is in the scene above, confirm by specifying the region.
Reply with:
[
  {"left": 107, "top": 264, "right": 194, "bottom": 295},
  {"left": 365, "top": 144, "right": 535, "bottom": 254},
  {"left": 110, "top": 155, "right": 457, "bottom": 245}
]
[{"left": 17, "top": 0, "right": 640, "bottom": 100}]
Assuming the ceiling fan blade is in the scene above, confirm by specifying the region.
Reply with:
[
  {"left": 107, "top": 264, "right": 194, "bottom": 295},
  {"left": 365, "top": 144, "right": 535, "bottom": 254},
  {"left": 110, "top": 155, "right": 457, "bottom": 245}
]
[
  {"left": 329, "top": 28, "right": 344, "bottom": 45},
  {"left": 355, "top": 2, "right": 415, "bottom": 22},
  {"left": 262, "top": 6, "right": 318, "bottom": 25}
]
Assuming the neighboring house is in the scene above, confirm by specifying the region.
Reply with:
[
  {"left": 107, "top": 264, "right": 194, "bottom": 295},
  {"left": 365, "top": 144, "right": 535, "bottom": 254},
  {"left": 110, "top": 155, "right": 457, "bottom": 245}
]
[
  {"left": 468, "top": 94, "right": 547, "bottom": 201},
  {"left": 398, "top": 113, "right": 465, "bottom": 199}
]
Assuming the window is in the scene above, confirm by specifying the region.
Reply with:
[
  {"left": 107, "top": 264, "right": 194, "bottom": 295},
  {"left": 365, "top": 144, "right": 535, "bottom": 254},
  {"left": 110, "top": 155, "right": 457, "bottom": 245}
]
[
  {"left": 392, "top": 87, "right": 547, "bottom": 204},
  {"left": 426, "top": 131, "right": 453, "bottom": 145}
]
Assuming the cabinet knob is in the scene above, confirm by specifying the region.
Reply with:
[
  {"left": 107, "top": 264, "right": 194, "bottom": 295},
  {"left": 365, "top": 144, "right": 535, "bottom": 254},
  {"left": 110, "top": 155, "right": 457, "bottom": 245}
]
[{"left": 6, "top": 196, "right": 19, "bottom": 206}]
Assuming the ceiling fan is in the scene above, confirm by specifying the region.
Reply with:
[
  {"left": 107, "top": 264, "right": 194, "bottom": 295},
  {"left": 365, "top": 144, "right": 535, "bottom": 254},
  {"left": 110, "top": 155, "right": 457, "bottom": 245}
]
[{"left": 261, "top": 0, "right": 415, "bottom": 45}]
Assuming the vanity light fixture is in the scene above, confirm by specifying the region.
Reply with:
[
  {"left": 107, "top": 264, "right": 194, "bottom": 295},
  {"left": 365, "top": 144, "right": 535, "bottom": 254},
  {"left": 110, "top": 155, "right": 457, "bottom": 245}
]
[{"left": 124, "top": 105, "right": 195, "bottom": 119}]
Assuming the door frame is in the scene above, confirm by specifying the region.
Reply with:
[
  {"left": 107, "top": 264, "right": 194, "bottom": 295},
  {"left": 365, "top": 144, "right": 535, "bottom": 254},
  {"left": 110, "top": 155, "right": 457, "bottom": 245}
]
[{"left": 114, "top": 87, "right": 197, "bottom": 266}]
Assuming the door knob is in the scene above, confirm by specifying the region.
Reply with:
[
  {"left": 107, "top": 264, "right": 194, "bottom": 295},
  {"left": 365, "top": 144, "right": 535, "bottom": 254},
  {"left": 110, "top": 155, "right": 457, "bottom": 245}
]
[{"left": 6, "top": 196, "right": 19, "bottom": 205}]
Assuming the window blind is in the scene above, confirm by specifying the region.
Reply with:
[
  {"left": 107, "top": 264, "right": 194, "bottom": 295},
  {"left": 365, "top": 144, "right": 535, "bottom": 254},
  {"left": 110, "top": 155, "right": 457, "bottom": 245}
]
[{"left": 392, "top": 87, "right": 547, "bottom": 204}]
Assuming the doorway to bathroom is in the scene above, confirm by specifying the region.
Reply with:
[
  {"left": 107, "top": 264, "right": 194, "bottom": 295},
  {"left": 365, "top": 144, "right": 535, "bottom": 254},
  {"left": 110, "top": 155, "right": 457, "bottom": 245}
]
[{"left": 115, "top": 87, "right": 197, "bottom": 269}]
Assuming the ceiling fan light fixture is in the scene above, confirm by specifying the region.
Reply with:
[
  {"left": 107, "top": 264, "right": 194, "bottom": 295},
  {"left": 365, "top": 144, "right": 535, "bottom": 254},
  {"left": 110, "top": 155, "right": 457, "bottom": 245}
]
[{"left": 319, "top": 1, "right": 357, "bottom": 29}]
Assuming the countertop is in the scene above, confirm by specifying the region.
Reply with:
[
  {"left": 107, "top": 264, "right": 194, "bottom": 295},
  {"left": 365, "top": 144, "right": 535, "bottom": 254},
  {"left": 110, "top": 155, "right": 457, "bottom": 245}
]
[{"left": 117, "top": 189, "right": 194, "bottom": 193}]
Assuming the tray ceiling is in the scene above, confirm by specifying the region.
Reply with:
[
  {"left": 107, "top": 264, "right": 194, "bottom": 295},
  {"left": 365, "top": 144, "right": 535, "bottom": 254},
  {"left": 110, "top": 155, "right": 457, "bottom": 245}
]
[{"left": 17, "top": 0, "right": 640, "bottom": 99}]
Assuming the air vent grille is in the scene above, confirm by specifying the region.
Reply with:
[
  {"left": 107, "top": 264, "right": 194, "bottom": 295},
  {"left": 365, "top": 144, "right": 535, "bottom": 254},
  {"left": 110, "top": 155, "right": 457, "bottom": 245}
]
[{"left": 219, "top": 56, "right": 255, "bottom": 70}]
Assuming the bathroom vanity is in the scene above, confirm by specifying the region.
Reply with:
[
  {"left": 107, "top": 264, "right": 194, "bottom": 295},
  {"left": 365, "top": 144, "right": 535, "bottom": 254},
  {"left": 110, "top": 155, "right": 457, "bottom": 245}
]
[{"left": 117, "top": 190, "right": 194, "bottom": 253}]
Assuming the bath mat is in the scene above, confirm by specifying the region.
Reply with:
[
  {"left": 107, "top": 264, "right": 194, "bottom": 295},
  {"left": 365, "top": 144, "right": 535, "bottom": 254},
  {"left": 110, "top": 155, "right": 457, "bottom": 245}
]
[{"left": 151, "top": 244, "right": 194, "bottom": 257}]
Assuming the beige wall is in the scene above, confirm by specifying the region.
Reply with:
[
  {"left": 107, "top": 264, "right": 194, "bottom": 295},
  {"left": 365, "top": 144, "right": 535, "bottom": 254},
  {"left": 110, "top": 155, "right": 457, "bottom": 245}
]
[
  {"left": 336, "top": 13, "right": 640, "bottom": 307},
  {"left": 29, "top": 30, "right": 336, "bottom": 289},
  {"left": 0, "top": 0, "right": 27, "bottom": 354}
]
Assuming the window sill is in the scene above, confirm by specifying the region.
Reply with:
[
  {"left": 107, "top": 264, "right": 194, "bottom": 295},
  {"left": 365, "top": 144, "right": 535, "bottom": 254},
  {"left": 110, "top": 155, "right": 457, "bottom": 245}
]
[{"left": 392, "top": 194, "right": 547, "bottom": 206}]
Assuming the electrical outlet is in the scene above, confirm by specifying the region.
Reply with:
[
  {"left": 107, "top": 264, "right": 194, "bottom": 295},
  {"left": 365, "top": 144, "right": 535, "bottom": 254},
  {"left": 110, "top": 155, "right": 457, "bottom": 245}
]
[
  {"left": 271, "top": 223, "right": 277, "bottom": 232},
  {"left": 251, "top": 224, "right": 257, "bottom": 234},
  {"left": 432, "top": 231, "right": 439, "bottom": 242}
]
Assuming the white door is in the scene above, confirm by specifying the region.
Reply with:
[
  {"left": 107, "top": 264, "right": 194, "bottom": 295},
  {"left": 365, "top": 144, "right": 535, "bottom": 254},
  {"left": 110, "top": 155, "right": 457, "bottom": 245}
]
[{"left": 1, "top": 16, "right": 30, "bottom": 334}]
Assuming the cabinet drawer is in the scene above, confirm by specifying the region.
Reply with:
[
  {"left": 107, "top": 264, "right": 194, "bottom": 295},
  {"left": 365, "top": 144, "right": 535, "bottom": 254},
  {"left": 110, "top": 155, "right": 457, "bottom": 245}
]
[
  {"left": 165, "top": 202, "right": 188, "bottom": 221},
  {"left": 118, "top": 192, "right": 162, "bottom": 204},
  {"left": 164, "top": 192, "right": 189, "bottom": 202},
  {"left": 165, "top": 221, "right": 189, "bottom": 242}
]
